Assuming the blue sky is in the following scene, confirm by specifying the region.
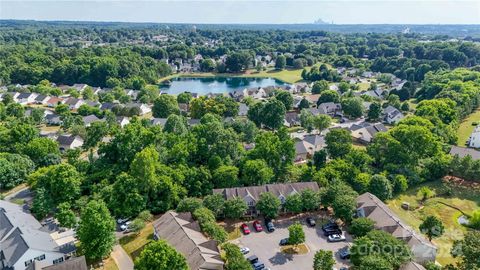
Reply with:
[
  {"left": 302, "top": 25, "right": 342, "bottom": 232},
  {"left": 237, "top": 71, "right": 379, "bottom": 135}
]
[{"left": 1, "top": 0, "right": 479, "bottom": 24}]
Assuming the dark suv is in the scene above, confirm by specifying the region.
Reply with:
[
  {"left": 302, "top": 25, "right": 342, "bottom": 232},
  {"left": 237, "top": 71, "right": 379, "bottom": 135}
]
[
  {"left": 322, "top": 221, "right": 339, "bottom": 232},
  {"left": 306, "top": 217, "right": 316, "bottom": 227},
  {"left": 265, "top": 219, "right": 275, "bottom": 232}
]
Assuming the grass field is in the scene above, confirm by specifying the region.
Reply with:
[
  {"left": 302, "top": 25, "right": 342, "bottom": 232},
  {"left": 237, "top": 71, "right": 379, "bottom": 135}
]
[
  {"left": 119, "top": 223, "right": 154, "bottom": 260},
  {"left": 456, "top": 108, "right": 480, "bottom": 146},
  {"left": 387, "top": 181, "right": 480, "bottom": 265}
]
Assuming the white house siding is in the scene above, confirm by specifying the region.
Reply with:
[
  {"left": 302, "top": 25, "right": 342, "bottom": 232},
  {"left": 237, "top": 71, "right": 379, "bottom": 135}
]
[{"left": 15, "top": 250, "right": 64, "bottom": 270}]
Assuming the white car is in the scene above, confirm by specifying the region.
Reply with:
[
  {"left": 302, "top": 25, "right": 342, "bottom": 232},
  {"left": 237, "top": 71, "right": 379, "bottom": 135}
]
[
  {"left": 120, "top": 221, "right": 131, "bottom": 231},
  {"left": 327, "top": 233, "right": 346, "bottom": 242},
  {"left": 117, "top": 218, "right": 129, "bottom": 224},
  {"left": 240, "top": 247, "right": 250, "bottom": 255}
]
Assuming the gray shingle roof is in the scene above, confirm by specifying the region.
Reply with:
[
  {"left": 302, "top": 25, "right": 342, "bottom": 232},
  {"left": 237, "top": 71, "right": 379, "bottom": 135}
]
[
  {"left": 449, "top": 145, "right": 480, "bottom": 160},
  {"left": 40, "top": 256, "right": 87, "bottom": 270},
  {"left": 214, "top": 182, "right": 320, "bottom": 202},
  {"left": 153, "top": 211, "right": 224, "bottom": 270}
]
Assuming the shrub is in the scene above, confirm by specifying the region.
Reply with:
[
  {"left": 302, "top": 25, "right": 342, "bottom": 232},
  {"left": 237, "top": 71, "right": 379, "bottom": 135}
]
[{"left": 349, "top": 217, "right": 375, "bottom": 237}]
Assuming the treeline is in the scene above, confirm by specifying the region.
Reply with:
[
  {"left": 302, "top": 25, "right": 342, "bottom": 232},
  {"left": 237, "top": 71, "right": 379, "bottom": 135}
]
[{"left": 0, "top": 45, "right": 171, "bottom": 87}]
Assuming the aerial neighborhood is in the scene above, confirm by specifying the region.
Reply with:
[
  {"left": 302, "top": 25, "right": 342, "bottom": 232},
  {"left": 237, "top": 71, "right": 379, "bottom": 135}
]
[{"left": 0, "top": 17, "right": 479, "bottom": 270}]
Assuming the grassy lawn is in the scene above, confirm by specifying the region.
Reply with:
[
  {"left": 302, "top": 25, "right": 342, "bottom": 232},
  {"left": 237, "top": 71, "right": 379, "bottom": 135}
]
[
  {"left": 456, "top": 108, "right": 480, "bottom": 146},
  {"left": 119, "top": 223, "right": 154, "bottom": 260},
  {"left": 103, "top": 258, "right": 119, "bottom": 270},
  {"left": 387, "top": 181, "right": 480, "bottom": 266},
  {"left": 357, "top": 82, "right": 371, "bottom": 91},
  {"left": 0, "top": 183, "right": 27, "bottom": 198},
  {"left": 280, "top": 243, "right": 309, "bottom": 255}
]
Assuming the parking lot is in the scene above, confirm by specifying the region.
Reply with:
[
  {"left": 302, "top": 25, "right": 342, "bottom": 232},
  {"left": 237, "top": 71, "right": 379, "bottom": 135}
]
[{"left": 232, "top": 217, "right": 352, "bottom": 270}]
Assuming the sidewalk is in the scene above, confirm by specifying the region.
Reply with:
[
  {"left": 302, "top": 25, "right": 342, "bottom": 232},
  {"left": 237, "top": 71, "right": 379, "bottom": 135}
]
[{"left": 111, "top": 244, "right": 134, "bottom": 270}]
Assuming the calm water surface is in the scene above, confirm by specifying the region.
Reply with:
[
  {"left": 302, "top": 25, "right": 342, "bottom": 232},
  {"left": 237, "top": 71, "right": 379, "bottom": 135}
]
[{"left": 160, "top": 77, "right": 287, "bottom": 95}]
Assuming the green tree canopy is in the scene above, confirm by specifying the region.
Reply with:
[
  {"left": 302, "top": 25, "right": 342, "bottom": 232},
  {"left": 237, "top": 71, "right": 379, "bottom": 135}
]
[
  {"left": 134, "top": 240, "right": 188, "bottom": 270},
  {"left": 77, "top": 200, "right": 116, "bottom": 260}
]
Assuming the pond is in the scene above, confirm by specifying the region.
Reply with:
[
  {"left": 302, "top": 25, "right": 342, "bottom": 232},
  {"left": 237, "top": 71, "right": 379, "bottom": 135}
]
[{"left": 159, "top": 77, "right": 287, "bottom": 95}]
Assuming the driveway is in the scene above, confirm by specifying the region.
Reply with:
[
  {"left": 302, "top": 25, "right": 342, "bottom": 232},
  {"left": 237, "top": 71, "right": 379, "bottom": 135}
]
[
  {"left": 111, "top": 244, "right": 134, "bottom": 270},
  {"left": 233, "top": 218, "right": 352, "bottom": 270}
]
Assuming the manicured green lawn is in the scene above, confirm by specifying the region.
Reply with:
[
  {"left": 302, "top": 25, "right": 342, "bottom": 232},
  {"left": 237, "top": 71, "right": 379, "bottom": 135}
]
[
  {"left": 387, "top": 181, "right": 480, "bottom": 266},
  {"left": 119, "top": 223, "right": 154, "bottom": 260},
  {"left": 456, "top": 108, "right": 480, "bottom": 146}
]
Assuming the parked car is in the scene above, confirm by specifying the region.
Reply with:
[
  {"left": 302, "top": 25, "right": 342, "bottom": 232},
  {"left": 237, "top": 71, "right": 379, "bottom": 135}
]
[
  {"left": 306, "top": 217, "right": 316, "bottom": 227},
  {"left": 120, "top": 221, "right": 131, "bottom": 231},
  {"left": 321, "top": 221, "right": 338, "bottom": 231},
  {"left": 253, "top": 220, "right": 263, "bottom": 232},
  {"left": 324, "top": 228, "right": 342, "bottom": 236},
  {"left": 241, "top": 223, "right": 250, "bottom": 235},
  {"left": 253, "top": 262, "right": 265, "bottom": 270},
  {"left": 240, "top": 247, "right": 250, "bottom": 255},
  {"left": 279, "top": 238, "right": 289, "bottom": 246},
  {"left": 247, "top": 255, "right": 258, "bottom": 264},
  {"left": 265, "top": 219, "right": 275, "bottom": 232},
  {"left": 328, "top": 233, "right": 346, "bottom": 242},
  {"left": 117, "top": 218, "right": 129, "bottom": 224},
  {"left": 339, "top": 247, "right": 350, "bottom": 259}
]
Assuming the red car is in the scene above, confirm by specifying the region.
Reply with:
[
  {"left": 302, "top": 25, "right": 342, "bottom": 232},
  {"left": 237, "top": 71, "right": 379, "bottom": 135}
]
[
  {"left": 240, "top": 223, "right": 250, "bottom": 235},
  {"left": 253, "top": 220, "right": 263, "bottom": 232}
]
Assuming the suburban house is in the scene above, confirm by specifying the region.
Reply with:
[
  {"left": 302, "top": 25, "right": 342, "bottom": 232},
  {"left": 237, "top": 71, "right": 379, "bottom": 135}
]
[
  {"left": 284, "top": 112, "right": 300, "bottom": 127},
  {"left": 304, "top": 94, "right": 320, "bottom": 105},
  {"left": 99, "top": 102, "right": 116, "bottom": 111},
  {"left": 317, "top": 102, "right": 342, "bottom": 116},
  {"left": 294, "top": 135, "right": 326, "bottom": 162},
  {"left": 399, "top": 262, "right": 427, "bottom": 270},
  {"left": 116, "top": 116, "right": 130, "bottom": 128},
  {"left": 0, "top": 201, "right": 70, "bottom": 270},
  {"left": 56, "top": 135, "right": 84, "bottom": 151},
  {"left": 34, "top": 95, "right": 50, "bottom": 105},
  {"left": 238, "top": 103, "right": 249, "bottom": 117},
  {"left": 72, "top": 84, "right": 88, "bottom": 92},
  {"left": 356, "top": 193, "right": 437, "bottom": 263},
  {"left": 17, "top": 93, "right": 38, "bottom": 105},
  {"left": 214, "top": 182, "right": 320, "bottom": 216},
  {"left": 349, "top": 122, "right": 388, "bottom": 143},
  {"left": 449, "top": 145, "right": 480, "bottom": 161},
  {"left": 46, "top": 97, "right": 64, "bottom": 108},
  {"left": 45, "top": 114, "right": 62, "bottom": 126},
  {"left": 468, "top": 126, "right": 480, "bottom": 148},
  {"left": 383, "top": 105, "right": 405, "bottom": 124},
  {"left": 28, "top": 256, "right": 87, "bottom": 270},
  {"left": 153, "top": 211, "right": 224, "bottom": 270},
  {"left": 125, "top": 103, "right": 151, "bottom": 115},
  {"left": 82, "top": 115, "right": 103, "bottom": 127},
  {"left": 64, "top": 98, "right": 84, "bottom": 110},
  {"left": 151, "top": 118, "right": 168, "bottom": 127}
]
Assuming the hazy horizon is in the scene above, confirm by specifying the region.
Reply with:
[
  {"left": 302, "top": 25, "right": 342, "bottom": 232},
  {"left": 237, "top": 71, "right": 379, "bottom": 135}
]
[{"left": 1, "top": 0, "right": 479, "bottom": 25}]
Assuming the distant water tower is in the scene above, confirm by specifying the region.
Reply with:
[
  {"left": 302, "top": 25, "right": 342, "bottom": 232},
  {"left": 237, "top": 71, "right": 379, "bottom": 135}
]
[{"left": 191, "top": 25, "right": 197, "bottom": 32}]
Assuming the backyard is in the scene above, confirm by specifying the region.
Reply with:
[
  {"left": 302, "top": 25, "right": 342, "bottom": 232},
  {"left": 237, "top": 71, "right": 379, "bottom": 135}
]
[
  {"left": 387, "top": 180, "right": 480, "bottom": 265},
  {"left": 119, "top": 223, "right": 154, "bottom": 260},
  {"left": 456, "top": 108, "right": 480, "bottom": 146}
]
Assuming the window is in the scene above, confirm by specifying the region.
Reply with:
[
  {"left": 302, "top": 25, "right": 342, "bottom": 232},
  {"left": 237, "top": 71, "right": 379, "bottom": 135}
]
[
  {"left": 53, "top": 257, "right": 64, "bottom": 264},
  {"left": 247, "top": 200, "right": 254, "bottom": 207},
  {"left": 24, "top": 260, "right": 32, "bottom": 267},
  {"left": 35, "top": 254, "right": 46, "bottom": 261}
]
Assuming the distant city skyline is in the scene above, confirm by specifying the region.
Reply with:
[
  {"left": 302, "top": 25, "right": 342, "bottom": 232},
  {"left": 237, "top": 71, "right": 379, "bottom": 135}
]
[{"left": 1, "top": 0, "right": 479, "bottom": 24}]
